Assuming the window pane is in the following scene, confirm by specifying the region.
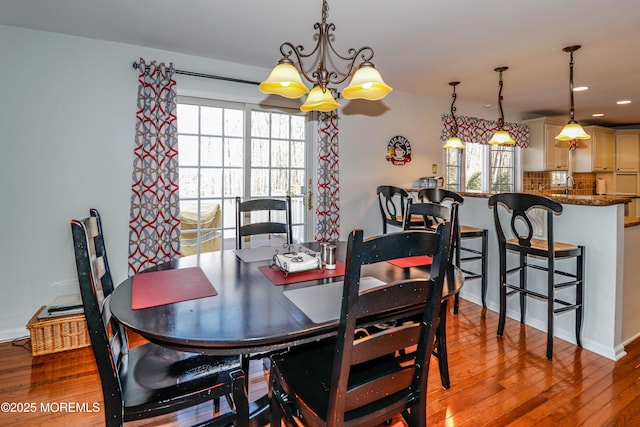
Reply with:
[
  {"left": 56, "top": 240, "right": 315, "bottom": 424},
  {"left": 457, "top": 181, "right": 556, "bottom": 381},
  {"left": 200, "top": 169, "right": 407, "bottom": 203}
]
[
  {"left": 178, "top": 135, "right": 199, "bottom": 166},
  {"left": 271, "top": 169, "right": 289, "bottom": 196},
  {"left": 179, "top": 167, "right": 199, "bottom": 198},
  {"left": 271, "top": 140, "right": 289, "bottom": 168},
  {"left": 224, "top": 109, "right": 244, "bottom": 137},
  {"left": 291, "top": 116, "right": 305, "bottom": 139},
  {"left": 251, "top": 168, "right": 269, "bottom": 197},
  {"left": 251, "top": 111, "right": 270, "bottom": 137},
  {"left": 201, "top": 106, "right": 222, "bottom": 135},
  {"left": 201, "top": 136, "right": 222, "bottom": 167},
  {"left": 465, "top": 143, "right": 484, "bottom": 192},
  {"left": 290, "top": 169, "right": 305, "bottom": 196},
  {"left": 224, "top": 168, "right": 243, "bottom": 197},
  {"left": 251, "top": 138, "right": 269, "bottom": 166},
  {"left": 224, "top": 137, "right": 243, "bottom": 167},
  {"left": 177, "top": 104, "right": 199, "bottom": 134},
  {"left": 200, "top": 168, "right": 222, "bottom": 197},
  {"left": 271, "top": 113, "right": 290, "bottom": 139},
  {"left": 291, "top": 140, "right": 305, "bottom": 168}
]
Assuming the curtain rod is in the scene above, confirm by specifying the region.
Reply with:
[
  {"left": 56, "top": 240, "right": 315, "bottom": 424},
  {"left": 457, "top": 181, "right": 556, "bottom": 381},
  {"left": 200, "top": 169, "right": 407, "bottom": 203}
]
[{"left": 132, "top": 61, "right": 259, "bottom": 86}]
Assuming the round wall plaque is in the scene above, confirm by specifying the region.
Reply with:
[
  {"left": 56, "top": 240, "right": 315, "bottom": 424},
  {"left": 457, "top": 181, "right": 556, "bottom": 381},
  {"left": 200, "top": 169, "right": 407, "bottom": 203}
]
[{"left": 386, "top": 135, "right": 412, "bottom": 165}]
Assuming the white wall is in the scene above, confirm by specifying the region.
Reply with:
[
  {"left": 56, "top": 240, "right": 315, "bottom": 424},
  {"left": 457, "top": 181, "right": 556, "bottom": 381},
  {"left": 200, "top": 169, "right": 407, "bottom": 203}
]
[{"left": 0, "top": 25, "right": 520, "bottom": 340}]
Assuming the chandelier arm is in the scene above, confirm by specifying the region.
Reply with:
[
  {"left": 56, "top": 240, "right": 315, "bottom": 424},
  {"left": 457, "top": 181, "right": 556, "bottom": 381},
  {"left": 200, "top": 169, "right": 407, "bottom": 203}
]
[
  {"left": 325, "top": 44, "right": 375, "bottom": 85},
  {"left": 278, "top": 40, "right": 323, "bottom": 85}
]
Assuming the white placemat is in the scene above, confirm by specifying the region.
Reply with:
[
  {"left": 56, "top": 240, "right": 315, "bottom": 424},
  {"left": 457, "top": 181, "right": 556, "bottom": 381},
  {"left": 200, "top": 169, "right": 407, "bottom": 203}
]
[{"left": 283, "top": 277, "right": 386, "bottom": 324}]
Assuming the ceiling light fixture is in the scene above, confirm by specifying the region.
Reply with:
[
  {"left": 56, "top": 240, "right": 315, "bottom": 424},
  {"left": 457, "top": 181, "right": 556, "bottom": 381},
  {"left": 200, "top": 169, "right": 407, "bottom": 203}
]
[
  {"left": 259, "top": 0, "right": 392, "bottom": 113},
  {"left": 556, "top": 45, "right": 591, "bottom": 142},
  {"left": 488, "top": 67, "right": 515, "bottom": 145},
  {"left": 443, "top": 81, "right": 465, "bottom": 149}
]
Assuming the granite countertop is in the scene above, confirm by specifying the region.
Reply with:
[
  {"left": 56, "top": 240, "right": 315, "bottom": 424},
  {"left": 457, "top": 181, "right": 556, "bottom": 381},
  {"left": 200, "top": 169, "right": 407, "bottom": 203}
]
[{"left": 458, "top": 192, "right": 632, "bottom": 207}]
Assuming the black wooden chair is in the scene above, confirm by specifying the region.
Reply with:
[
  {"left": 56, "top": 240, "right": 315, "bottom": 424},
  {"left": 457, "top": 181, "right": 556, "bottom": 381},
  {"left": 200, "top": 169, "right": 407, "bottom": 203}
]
[
  {"left": 402, "top": 202, "right": 456, "bottom": 389},
  {"left": 269, "top": 224, "right": 452, "bottom": 427},
  {"left": 418, "top": 188, "right": 488, "bottom": 312},
  {"left": 71, "top": 210, "right": 249, "bottom": 427},
  {"left": 488, "top": 193, "right": 585, "bottom": 360},
  {"left": 235, "top": 196, "right": 293, "bottom": 249},
  {"left": 376, "top": 185, "right": 423, "bottom": 234}
]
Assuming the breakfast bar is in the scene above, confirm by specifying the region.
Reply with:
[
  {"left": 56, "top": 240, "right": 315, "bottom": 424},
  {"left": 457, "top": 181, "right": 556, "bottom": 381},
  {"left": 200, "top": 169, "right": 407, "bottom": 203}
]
[{"left": 451, "top": 192, "right": 636, "bottom": 361}]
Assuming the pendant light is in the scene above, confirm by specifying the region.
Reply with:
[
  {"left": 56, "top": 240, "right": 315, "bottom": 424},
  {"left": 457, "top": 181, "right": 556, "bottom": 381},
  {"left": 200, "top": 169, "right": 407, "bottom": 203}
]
[
  {"left": 556, "top": 45, "right": 591, "bottom": 141},
  {"left": 488, "top": 67, "right": 515, "bottom": 146},
  {"left": 259, "top": 0, "right": 392, "bottom": 112},
  {"left": 443, "top": 81, "right": 465, "bottom": 149}
]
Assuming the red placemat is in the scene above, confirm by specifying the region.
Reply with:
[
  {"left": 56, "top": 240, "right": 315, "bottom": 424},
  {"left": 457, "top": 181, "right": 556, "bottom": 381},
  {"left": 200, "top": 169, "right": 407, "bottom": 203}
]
[
  {"left": 388, "top": 256, "right": 432, "bottom": 268},
  {"left": 132, "top": 266, "right": 218, "bottom": 310},
  {"left": 259, "top": 262, "right": 346, "bottom": 286}
]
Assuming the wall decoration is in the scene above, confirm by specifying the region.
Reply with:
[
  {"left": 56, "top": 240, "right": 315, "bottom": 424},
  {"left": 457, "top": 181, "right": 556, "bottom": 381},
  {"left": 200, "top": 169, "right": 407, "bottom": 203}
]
[{"left": 386, "top": 135, "right": 412, "bottom": 165}]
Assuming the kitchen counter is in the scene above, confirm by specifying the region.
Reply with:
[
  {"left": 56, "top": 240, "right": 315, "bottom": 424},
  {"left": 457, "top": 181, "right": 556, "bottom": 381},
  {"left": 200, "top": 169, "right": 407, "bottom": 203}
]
[{"left": 458, "top": 192, "right": 632, "bottom": 207}]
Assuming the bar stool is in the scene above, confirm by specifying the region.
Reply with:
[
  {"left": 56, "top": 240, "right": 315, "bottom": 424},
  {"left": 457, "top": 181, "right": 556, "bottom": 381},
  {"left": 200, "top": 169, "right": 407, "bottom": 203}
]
[
  {"left": 418, "top": 188, "right": 488, "bottom": 312},
  {"left": 488, "top": 193, "right": 584, "bottom": 360}
]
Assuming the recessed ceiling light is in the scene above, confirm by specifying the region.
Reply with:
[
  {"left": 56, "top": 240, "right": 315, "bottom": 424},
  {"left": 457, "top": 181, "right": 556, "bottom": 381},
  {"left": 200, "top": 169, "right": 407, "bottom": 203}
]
[
  {"left": 592, "top": 113, "right": 604, "bottom": 117},
  {"left": 617, "top": 100, "right": 632, "bottom": 105},
  {"left": 573, "top": 86, "right": 589, "bottom": 91},
  {"left": 483, "top": 104, "right": 493, "bottom": 108}
]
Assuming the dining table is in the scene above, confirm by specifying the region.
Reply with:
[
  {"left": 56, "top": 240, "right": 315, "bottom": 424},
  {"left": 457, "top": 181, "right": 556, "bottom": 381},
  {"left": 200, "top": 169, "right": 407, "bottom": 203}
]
[{"left": 110, "top": 241, "right": 464, "bottom": 425}]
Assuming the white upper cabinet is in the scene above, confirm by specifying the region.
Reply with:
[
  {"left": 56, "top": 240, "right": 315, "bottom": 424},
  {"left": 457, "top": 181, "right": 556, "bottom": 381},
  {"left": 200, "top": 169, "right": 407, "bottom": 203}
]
[
  {"left": 616, "top": 131, "right": 640, "bottom": 173},
  {"left": 522, "top": 117, "right": 568, "bottom": 171},
  {"left": 574, "top": 126, "right": 615, "bottom": 173}
]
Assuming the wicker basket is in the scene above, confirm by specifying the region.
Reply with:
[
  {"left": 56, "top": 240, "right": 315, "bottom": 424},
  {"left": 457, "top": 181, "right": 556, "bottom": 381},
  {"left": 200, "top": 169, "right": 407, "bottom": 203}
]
[{"left": 26, "top": 306, "right": 91, "bottom": 356}]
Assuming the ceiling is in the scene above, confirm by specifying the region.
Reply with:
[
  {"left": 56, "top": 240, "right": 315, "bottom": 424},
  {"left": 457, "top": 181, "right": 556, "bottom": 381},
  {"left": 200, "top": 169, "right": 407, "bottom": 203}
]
[{"left": 2, "top": 0, "right": 639, "bottom": 127}]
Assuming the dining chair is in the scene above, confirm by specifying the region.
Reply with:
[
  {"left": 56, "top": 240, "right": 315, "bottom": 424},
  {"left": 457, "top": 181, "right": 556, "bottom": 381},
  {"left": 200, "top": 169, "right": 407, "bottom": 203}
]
[
  {"left": 269, "top": 224, "right": 452, "bottom": 427},
  {"left": 376, "top": 185, "right": 423, "bottom": 234},
  {"left": 235, "top": 196, "right": 293, "bottom": 249},
  {"left": 488, "top": 193, "right": 585, "bottom": 360},
  {"left": 402, "top": 202, "right": 456, "bottom": 389},
  {"left": 418, "top": 188, "right": 488, "bottom": 312},
  {"left": 71, "top": 211, "right": 249, "bottom": 426}
]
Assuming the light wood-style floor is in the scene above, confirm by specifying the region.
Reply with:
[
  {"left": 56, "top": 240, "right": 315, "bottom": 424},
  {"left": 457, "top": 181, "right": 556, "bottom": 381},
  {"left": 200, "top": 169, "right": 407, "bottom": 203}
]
[{"left": 1, "top": 299, "right": 639, "bottom": 426}]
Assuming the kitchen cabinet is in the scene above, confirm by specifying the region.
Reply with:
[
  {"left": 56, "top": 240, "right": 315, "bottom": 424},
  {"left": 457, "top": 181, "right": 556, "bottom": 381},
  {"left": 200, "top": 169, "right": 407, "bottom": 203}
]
[
  {"left": 522, "top": 117, "right": 568, "bottom": 171},
  {"left": 574, "top": 126, "right": 615, "bottom": 173},
  {"left": 615, "top": 130, "right": 639, "bottom": 173}
]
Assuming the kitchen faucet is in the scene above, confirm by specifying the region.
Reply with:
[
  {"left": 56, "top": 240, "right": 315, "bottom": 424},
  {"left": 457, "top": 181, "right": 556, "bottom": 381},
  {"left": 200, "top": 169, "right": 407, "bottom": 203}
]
[{"left": 564, "top": 175, "right": 575, "bottom": 195}]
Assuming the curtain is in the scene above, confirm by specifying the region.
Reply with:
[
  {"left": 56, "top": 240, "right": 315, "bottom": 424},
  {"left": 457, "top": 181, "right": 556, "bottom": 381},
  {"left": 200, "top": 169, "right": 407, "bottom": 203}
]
[
  {"left": 441, "top": 114, "right": 530, "bottom": 148},
  {"left": 128, "top": 58, "right": 181, "bottom": 275},
  {"left": 314, "top": 112, "right": 340, "bottom": 242}
]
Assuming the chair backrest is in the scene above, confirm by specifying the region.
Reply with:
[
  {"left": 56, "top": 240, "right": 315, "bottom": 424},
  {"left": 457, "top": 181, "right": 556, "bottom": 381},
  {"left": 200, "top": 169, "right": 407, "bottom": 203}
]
[
  {"left": 71, "top": 214, "right": 128, "bottom": 422},
  {"left": 235, "top": 196, "right": 293, "bottom": 249},
  {"left": 326, "top": 224, "right": 451, "bottom": 425},
  {"left": 488, "top": 192, "right": 562, "bottom": 249},
  {"left": 417, "top": 188, "right": 464, "bottom": 262},
  {"left": 402, "top": 201, "right": 451, "bottom": 231},
  {"left": 376, "top": 185, "right": 412, "bottom": 233}
]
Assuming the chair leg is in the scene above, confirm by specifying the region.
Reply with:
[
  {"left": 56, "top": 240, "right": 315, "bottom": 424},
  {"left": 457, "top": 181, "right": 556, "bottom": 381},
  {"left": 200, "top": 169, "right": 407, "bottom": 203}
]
[
  {"left": 497, "top": 247, "right": 507, "bottom": 337},
  {"left": 576, "top": 249, "right": 585, "bottom": 348},
  {"left": 480, "top": 230, "right": 488, "bottom": 309},
  {"left": 240, "top": 354, "right": 250, "bottom": 393},
  {"left": 436, "top": 300, "right": 450, "bottom": 389},
  {"left": 547, "top": 256, "right": 555, "bottom": 360},
  {"left": 230, "top": 369, "right": 249, "bottom": 427},
  {"left": 519, "top": 253, "right": 527, "bottom": 324}
]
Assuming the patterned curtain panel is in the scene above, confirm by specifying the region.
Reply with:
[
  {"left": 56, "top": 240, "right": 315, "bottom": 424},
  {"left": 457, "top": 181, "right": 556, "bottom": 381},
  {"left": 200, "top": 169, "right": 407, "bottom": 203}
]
[
  {"left": 128, "top": 58, "right": 181, "bottom": 275},
  {"left": 441, "top": 114, "right": 530, "bottom": 148},
  {"left": 314, "top": 112, "right": 340, "bottom": 242}
]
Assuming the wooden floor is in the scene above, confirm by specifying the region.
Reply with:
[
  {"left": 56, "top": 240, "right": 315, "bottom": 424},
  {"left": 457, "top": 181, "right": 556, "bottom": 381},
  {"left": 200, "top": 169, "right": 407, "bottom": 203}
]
[{"left": 2, "top": 299, "right": 640, "bottom": 426}]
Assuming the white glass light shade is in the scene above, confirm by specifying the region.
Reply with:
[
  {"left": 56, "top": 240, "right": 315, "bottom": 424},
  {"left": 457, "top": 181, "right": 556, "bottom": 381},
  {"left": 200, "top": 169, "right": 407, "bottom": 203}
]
[
  {"left": 342, "top": 63, "right": 392, "bottom": 100},
  {"left": 443, "top": 136, "right": 465, "bottom": 149},
  {"left": 300, "top": 86, "right": 341, "bottom": 112},
  {"left": 555, "top": 122, "right": 591, "bottom": 141},
  {"left": 488, "top": 130, "right": 515, "bottom": 145},
  {"left": 259, "top": 63, "right": 310, "bottom": 99}
]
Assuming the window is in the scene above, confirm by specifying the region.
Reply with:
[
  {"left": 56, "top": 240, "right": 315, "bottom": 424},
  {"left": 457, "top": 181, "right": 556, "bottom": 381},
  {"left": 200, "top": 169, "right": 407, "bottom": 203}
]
[
  {"left": 177, "top": 98, "right": 310, "bottom": 255},
  {"left": 445, "top": 142, "right": 517, "bottom": 193}
]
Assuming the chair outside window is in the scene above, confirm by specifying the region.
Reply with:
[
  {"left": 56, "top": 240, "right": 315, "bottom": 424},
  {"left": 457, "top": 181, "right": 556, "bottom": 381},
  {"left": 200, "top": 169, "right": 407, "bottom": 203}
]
[
  {"left": 269, "top": 224, "right": 452, "bottom": 427},
  {"left": 235, "top": 196, "right": 293, "bottom": 249},
  {"left": 488, "top": 193, "right": 585, "bottom": 360},
  {"left": 418, "top": 188, "right": 488, "bottom": 312},
  {"left": 71, "top": 210, "right": 249, "bottom": 426},
  {"left": 376, "top": 185, "right": 423, "bottom": 234}
]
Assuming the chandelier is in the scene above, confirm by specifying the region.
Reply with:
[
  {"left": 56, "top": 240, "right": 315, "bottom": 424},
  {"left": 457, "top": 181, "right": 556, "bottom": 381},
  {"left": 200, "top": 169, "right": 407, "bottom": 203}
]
[
  {"left": 443, "top": 81, "right": 465, "bottom": 149},
  {"left": 556, "top": 45, "right": 591, "bottom": 142},
  {"left": 488, "top": 67, "right": 515, "bottom": 145},
  {"left": 259, "top": 0, "right": 392, "bottom": 112}
]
